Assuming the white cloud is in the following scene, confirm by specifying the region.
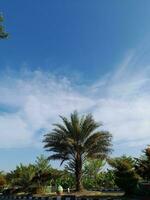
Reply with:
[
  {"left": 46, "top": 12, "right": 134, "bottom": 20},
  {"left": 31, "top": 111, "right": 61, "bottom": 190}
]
[
  {"left": 0, "top": 70, "right": 94, "bottom": 148},
  {"left": 0, "top": 52, "right": 150, "bottom": 155},
  {"left": 0, "top": 114, "right": 32, "bottom": 148},
  {"left": 92, "top": 52, "right": 150, "bottom": 151}
]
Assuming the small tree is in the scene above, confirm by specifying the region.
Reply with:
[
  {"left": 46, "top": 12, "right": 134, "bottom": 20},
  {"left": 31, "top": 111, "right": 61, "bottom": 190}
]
[
  {"left": 83, "top": 159, "right": 105, "bottom": 190},
  {"left": 135, "top": 146, "right": 150, "bottom": 181},
  {"left": 6, "top": 164, "right": 36, "bottom": 191},
  {"left": 35, "top": 155, "right": 51, "bottom": 173},
  {"left": 0, "top": 172, "right": 6, "bottom": 191},
  {"left": 0, "top": 14, "right": 8, "bottom": 39},
  {"left": 55, "top": 170, "right": 75, "bottom": 189},
  {"left": 32, "top": 155, "right": 52, "bottom": 193},
  {"left": 109, "top": 156, "right": 139, "bottom": 195},
  {"left": 97, "top": 170, "right": 116, "bottom": 189}
]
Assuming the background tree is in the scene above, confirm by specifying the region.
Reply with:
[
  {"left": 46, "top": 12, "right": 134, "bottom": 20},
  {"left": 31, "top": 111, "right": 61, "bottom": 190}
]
[
  {"left": 0, "top": 171, "right": 6, "bottom": 191},
  {"left": 32, "top": 155, "right": 52, "bottom": 193},
  {"left": 6, "top": 157, "right": 55, "bottom": 194},
  {"left": 43, "top": 111, "right": 112, "bottom": 191},
  {"left": 55, "top": 170, "right": 75, "bottom": 189},
  {"left": 6, "top": 163, "right": 36, "bottom": 191},
  {"left": 109, "top": 156, "right": 139, "bottom": 195},
  {"left": 96, "top": 170, "right": 116, "bottom": 189},
  {"left": 135, "top": 146, "right": 150, "bottom": 181},
  {"left": 0, "top": 14, "right": 8, "bottom": 39},
  {"left": 83, "top": 159, "right": 105, "bottom": 190},
  {"left": 35, "top": 155, "right": 51, "bottom": 173}
]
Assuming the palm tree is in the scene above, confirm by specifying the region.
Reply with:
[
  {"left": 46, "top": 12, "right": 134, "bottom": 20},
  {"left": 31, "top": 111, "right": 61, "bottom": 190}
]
[{"left": 43, "top": 111, "right": 112, "bottom": 191}]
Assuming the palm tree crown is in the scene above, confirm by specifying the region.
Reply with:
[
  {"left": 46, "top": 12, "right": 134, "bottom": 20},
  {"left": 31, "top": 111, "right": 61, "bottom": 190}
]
[{"left": 43, "top": 111, "right": 112, "bottom": 191}]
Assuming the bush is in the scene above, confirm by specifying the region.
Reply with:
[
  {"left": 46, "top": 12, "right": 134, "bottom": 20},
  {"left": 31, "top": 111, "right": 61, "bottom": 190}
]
[{"left": 109, "top": 156, "right": 139, "bottom": 195}]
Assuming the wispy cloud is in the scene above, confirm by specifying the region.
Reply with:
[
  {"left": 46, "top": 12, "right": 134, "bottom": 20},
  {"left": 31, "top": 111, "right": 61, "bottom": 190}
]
[
  {"left": 92, "top": 50, "right": 150, "bottom": 152},
  {"left": 0, "top": 51, "right": 150, "bottom": 155},
  {"left": 0, "top": 70, "right": 94, "bottom": 148}
]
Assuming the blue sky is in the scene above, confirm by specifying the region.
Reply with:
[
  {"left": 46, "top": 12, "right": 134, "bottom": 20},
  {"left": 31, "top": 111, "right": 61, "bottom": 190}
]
[{"left": 1, "top": 0, "right": 150, "bottom": 171}]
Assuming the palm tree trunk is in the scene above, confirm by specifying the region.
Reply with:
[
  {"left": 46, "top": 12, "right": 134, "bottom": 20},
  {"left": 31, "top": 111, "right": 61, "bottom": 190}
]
[
  {"left": 75, "top": 155, "right": 83, "bottom": 191},
  {"left": 75, "top": 169, "right": 83, "bottom": 191}
]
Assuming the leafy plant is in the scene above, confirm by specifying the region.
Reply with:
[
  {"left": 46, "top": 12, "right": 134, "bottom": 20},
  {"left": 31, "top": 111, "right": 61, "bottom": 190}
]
[
  {"left": 109, "top": 156, "right": 139, "bottom": 195},
  {"left": 135, "top": 146, "right": 150, "bottom": 181}
]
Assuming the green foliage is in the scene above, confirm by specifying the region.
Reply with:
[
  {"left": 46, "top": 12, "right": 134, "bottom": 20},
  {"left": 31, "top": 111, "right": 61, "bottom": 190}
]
[
  {"left": 135, "top": 146, "right": 150, "bottom": 181},
  {"left": 83, "top": 159, "right": 105, "bottom": 178},
  {"left": 6, "top": 163, "right": 36, "bottom": 190},
  {"left": 109, "top": 156, "right": 139, "bottom": 195},
  {"left": 83, "top": 159, "right": 106, "bottom": 190},
  {"left": 6, "top": 155, "right": 76, "bottom": 194},
  {"left": 43, "top": 111, "right": 112, "bottom": 191},
  {"left": 0, "top": 172, "right": 6, "bottom": 191},
  {"left": 82, "top": 159, "right": 116, "bottom": 190},
  {"left": 32, "top": 155, "right": 52, "bottom": 193},
  {"left": 96, "top": 170, "right": 116, "bottom": 189},
  {"left": 55, "top": 170, "right": 75, "bottom": 189},
  {"left": 6, "top": 156, "right": 52, "bottom": 193},
  {"left": 0, "top": 15, "right": 8, "bottom": 39},
  {"left": 35, "top": 155, "right": 51, "bottom": 173}
]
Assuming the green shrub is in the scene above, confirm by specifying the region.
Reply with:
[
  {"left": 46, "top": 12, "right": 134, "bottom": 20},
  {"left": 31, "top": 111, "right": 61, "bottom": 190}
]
[{"left": 109, "top": 156, "right": 139, "bottom": 195}]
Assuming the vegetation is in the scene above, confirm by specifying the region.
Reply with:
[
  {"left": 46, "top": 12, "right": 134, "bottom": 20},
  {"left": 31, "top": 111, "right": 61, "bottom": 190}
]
[
  {"left": 0, "top": 111, "right": 149, "bottom": 197},
  {"left": 54, "top": 170, "right": 75, "bottom": 189},
  {"left": 0, "top": 172, "right": 6, "bottom": 191},
  {"left": 135, "top": 146, "right": 150, "bottom": 181},
  {"left": 109, "top": 156, "right": 139, "bottom": 195},
  {"left": 6, "top": 164, "right": 36, "bottom": 191},
  {"left": 43, "top": 111, "right": 112, "bottom": 191},
  {"left": 0, "top": 15, "right": 8, "bottom": 39},
  {"left": 82, "top": 159, "right": 109, "bottom": 190},
  {"left": 1, "top": 147, "right": 150, "bottom": 197}
]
